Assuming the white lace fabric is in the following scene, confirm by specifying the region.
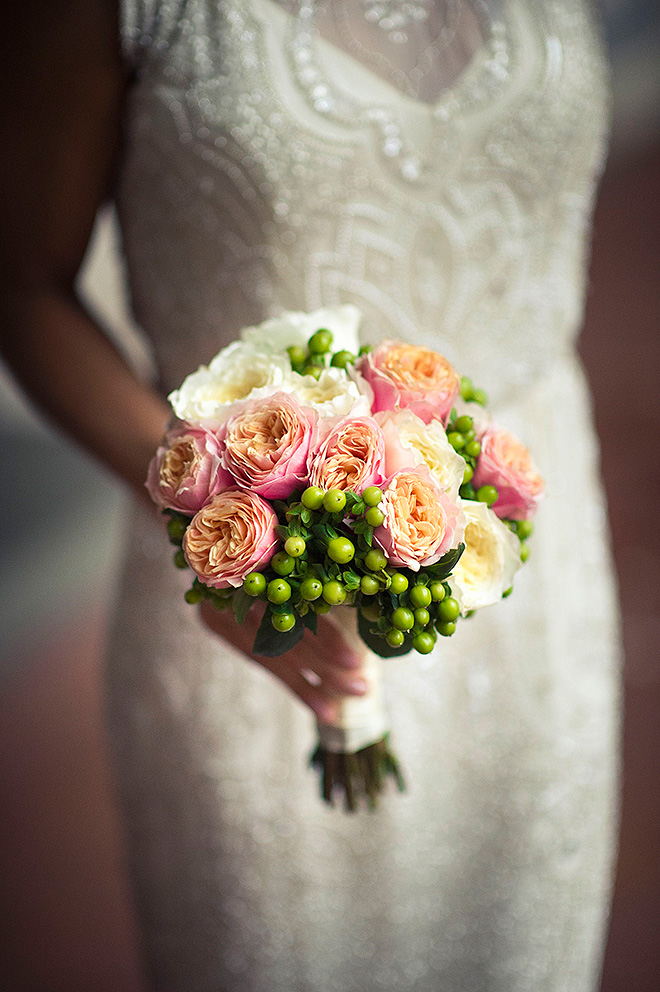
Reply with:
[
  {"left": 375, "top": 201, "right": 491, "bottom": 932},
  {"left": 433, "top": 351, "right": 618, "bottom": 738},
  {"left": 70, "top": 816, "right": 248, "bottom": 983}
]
[{"left": 108, "top": 3, "right": 621, "bottom": 990}]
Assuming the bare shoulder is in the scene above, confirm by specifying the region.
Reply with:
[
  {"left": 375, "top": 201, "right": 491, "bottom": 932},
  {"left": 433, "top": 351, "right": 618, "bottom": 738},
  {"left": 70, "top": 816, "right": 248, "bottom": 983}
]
[{"left": 0, "top": 0, "right": 128, "bottom": 287}]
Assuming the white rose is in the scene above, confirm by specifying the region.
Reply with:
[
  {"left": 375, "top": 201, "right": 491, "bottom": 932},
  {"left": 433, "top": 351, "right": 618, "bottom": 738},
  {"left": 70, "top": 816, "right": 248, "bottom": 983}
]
[
  {"left": 240, "top": 305, "right": 362, "bottom": 357},
  {"left": 376, "top": 409, "right": 465, "bottom": 501},
  {"left": 281, "top": 366, "right": 372, "bottom": 419},
  {"left": 168, "top": 342, "right": 289, "bottom": 424},
  {"left": 449, "top": 499, "right": 521, "bottom": 613}
]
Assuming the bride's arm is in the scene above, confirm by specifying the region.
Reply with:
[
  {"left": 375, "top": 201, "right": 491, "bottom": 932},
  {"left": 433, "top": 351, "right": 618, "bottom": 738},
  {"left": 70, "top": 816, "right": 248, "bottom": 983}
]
[
  {"left": 0, "top": 2, "right": 169, "bottom": 494},
  {"left": 0, "top": 1, "right": 364, "bottom": 720}
]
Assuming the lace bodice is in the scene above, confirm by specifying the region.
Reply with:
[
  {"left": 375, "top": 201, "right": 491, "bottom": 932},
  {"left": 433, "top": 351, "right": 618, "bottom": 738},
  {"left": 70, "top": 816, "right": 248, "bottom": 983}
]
[{"left": 118, "top": 0, "right": 609, "bottom": 405}]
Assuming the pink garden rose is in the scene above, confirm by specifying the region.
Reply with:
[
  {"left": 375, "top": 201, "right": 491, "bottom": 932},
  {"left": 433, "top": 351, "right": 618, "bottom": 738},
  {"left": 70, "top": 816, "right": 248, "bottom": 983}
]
[
  {"left": 183, "top": 489, "right": 279, "bottom": 589},
  {"left": 374, "top": 467, "right": 464, "bottom": 571},
  {"left": 472, "top": 424, "right": 544, "bottom": 520},
  {"left": 357, "top": 341, "right": 460, "bottom": 424},
  {"left": 145, "top": 425, "right": 230, "bottom": 514},
  {"left": 308, "top": 415, "right": 386, "bottom": 492},
  {"left": 221, "top": 392, "right": 317, "bottom": 498}
]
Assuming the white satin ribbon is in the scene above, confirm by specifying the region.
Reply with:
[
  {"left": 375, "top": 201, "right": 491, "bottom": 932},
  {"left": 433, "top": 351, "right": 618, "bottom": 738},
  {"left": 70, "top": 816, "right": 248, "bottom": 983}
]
[{"left": 316, "top": 608, "right": 390, "bottom": 754}]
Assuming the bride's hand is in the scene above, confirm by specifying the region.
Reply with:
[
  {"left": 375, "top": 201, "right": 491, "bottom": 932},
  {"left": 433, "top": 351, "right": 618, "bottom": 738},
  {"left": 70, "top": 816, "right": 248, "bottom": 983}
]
[{"left": 200, "top": 600, "right": 368, "bottom": 723}]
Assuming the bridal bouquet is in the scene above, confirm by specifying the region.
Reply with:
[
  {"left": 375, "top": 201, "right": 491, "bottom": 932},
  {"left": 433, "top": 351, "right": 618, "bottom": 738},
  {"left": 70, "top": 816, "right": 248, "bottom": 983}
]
[{"left": 146, "top": 306, "right": 543, "bottom": 810}]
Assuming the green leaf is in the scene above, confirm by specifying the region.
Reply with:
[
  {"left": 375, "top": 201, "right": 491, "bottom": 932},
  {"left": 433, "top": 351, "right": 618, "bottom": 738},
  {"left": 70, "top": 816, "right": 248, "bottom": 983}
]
[
  {"left": 232, "top": 588, "right": 253, "bottom": 625},
  {"left": 357, "top": 610, "right": 411, "bottom": 658},
  {"left": 302, "top": 611, "right": 318, "bottom": 635},
  {"left": 252, "top": 609, "right": 305, "bottom": 657},
  {"left": 427, "top": 543, "right": 465, "bottom": 581}
]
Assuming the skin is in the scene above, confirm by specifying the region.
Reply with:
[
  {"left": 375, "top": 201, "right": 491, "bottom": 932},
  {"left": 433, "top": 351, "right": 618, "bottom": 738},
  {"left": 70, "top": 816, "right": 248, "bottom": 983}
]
[{"left": 0, "top": 1, "right": 365, "bottom": 723}]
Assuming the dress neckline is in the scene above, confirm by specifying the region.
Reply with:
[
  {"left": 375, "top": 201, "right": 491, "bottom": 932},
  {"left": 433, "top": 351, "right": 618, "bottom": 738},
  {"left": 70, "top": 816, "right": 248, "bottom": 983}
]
[
  {"left": 252, "top": 0, "right": 514, "bottom": 184},
  {"left": 256, "top": 0, "right": 508, "bottom": 117}
]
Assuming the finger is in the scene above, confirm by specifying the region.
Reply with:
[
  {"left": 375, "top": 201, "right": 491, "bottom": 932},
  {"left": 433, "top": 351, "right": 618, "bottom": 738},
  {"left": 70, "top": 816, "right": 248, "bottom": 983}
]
[
  {"left": 310, "top": 618, "right": 363, "bottom": 670},
  {"left": 261, "top": 657, "right": 340, "bottom": 723},
  {"left": 297, "top": 656, "right": 369, "bottom": 696}
]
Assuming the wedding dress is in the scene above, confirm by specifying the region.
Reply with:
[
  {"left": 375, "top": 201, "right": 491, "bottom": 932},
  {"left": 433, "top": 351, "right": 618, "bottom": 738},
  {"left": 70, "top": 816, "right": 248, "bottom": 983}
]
[{"left": 108, "top": 2, "right": 621, "bottom": 989}]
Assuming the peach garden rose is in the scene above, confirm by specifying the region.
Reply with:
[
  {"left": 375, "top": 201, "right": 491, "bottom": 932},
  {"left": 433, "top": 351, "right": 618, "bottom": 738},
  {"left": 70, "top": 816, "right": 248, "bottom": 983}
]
[
  {"left": 221, "top": 392, "right": 317, "bottom": 498},
  {"left": 357, "top": 341, "right": 460, "bottom": 424},
  {"left": 308, "top": 415, "right": 386, "bottom": 492},
  {"left": 183, "top": 489, "right": 279, "bottom": 589},
  {"left": 145, "top": 425, "right": 230, "bottom": 514},
  {"left": 374, "top": 467, "right": 464, "bottom": 571},
  {"left": 472, "top": 424, "right": 544, "bottom": 520}
]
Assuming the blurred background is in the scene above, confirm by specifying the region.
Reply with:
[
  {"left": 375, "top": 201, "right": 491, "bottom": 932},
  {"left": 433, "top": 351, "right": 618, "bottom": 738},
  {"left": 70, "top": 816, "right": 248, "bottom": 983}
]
[{"left": 1, "top": 1, "right": 659, "bottom": 989}]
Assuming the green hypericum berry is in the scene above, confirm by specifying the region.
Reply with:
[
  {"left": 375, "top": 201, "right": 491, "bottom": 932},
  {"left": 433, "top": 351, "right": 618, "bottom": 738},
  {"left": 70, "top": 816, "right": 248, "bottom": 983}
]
[
  {"left": 267, "top": 579, "right": 291, "bottom": 604},
  {"left": 184, "top": 587, "right": 204, "bottom": 605},
  {"left": 460, "top": 376, "right": 473, "bottom": 400},
  {"left": 465, "top": 440, "right": 481, "bottom": 458},
  {"left": 413, "top": 631, "right": 435, "bottom": 654},
  {"left": 313, "top": 600, "right": 332, "bottom": 614},
  {"left": 330, "top": 350, "right": 355, "bottom": 369},
  {"left": 301, "top": 486, "right": 325, "bottom": 510},
  {"left": 462, "top": 464, "right": 474, "bottom": 485},
  {"left": 272, "top": 612, "right": 296, "bottom": 632},
  {"left": 243, "top": 572, "right": 267, "bottom": 596},
  {"left": 323, "top": 488, "right": 347, "bottom": 513},
  {"left": 447, "top": 431, "right": 465, "bottom": 451},
  {"left": 476, "top": 484, "right": 498, "bottom": 506},
  {"left": 304, "top": 366, "right": 322, "bottom": 380},
  {"left": 365, "top": 507, "right": 385, "bottom": 527},
  {"left": 429, "top": 581, "right": 446, "bottom": 602},
  {"left": 454, "top": 415, "right": 474, "bottom": 434},
  {"left": 472, "top": 387, "right": 488, "bottom": 406},
  {"left": 358, "top": 344, "right": 373, "bottom": 356},
  {"left": 463, "top": 428, "right": 476, "bottom": 442},
  {"left": 271, "top": 551, "right": 296, "bottom": 576},
  {"left": 502, "top": 586, "right": 513, "bottom": 598},
  {"left": 284, "top": 536, "right": 306, "bottom": 558},
  {"left": 362, "top": 486, "right": 383, "bottom": 507},
  {"left": 167, "top": 517, "right": 187, "bottom": 542},
  {"left": 300, "top": 577, "right": 323, "bottom": 601},
  {"left": 308, "top": 328, "right": 333, "bottom": 354},
  {"left": 391, "top": 607, "right": 414, "bottom": 631},
  {"left": 436, "top": 620, "right": 456, "bottom": 637},
  {"left": 173, "top": 549, "right": 188, "bottom": 569},
  {"left": 287, "top": 345, "right": 307, "bottom": 367},
  {"left": 327, "top": 536, "right": 355, "bottom": 564},
  {"left": 520, "top": 543, "right": 530, "bottom": 563},
  {"left": 365, "top": 549, "right": 388, "bottom": 572},
  {"left": 386, "top": 628, "right": 405, "bottom": 648},
  {"left": 389, "top": 572, "right": 408, "bottom": 594},
  {"left": 437, "top": 596, "right": 460, "bottom": 623},
  {"left": 409, "top": 584, "right": 432, "bottom": 609},
  {"left": 360, "top": 574, "right": 380, "bottom": 596},
  {"left": 322, "top": 580, "right": 346, "bottom": 605},
  {"left": 414, "top": 608, "right": 430, "bottom": 627},
  {"left": 516, "top": 519, "right": 534, "bottom": 540}
]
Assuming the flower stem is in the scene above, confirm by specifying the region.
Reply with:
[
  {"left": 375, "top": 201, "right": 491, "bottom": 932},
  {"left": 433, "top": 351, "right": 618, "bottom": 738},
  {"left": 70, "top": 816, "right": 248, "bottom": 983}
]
[{"left": 310, "top": 734, "right": 405, "bottom": 812}]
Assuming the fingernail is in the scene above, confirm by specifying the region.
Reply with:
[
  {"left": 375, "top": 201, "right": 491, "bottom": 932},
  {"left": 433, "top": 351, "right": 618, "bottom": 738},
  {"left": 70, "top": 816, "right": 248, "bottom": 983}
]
[
  {"left": 314, "top": 701, "right": 337, "bottom": 723},
  {"left": 348, "top": 678, "right": 368, "bottom": 694}
]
